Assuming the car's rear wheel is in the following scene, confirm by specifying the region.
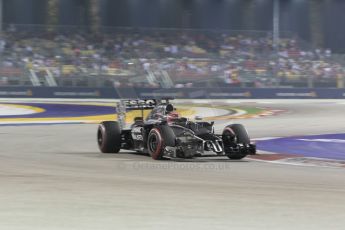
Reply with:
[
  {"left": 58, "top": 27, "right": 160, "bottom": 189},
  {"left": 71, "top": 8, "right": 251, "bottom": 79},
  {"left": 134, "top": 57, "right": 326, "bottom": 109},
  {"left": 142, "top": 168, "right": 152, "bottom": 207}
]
[
  {"left": 97, "top": 121, "right": 121, "bottom": 153},
  {"left": 223, "top": 124, "right": 250, "bottom": 160}
]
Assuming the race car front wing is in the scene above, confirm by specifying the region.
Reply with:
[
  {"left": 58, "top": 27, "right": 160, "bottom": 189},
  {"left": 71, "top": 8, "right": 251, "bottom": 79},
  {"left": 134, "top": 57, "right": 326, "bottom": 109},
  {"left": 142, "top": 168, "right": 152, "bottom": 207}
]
[{"left": 163, "top": 133, "right": 256, "bottom": 159}]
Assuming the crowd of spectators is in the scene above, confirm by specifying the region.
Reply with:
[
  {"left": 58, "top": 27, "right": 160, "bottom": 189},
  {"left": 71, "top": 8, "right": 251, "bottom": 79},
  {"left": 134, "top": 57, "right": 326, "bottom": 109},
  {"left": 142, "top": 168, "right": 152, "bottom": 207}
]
[{"left": 0, "top": 26, "right": 343, "bottom": 88}]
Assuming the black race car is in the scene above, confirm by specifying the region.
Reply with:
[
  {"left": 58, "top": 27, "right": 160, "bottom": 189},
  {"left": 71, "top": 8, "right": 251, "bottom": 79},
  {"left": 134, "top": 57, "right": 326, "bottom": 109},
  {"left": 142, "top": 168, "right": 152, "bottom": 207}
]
[{"left": 97, "top": 99, "right": 256, "bottom": 160}]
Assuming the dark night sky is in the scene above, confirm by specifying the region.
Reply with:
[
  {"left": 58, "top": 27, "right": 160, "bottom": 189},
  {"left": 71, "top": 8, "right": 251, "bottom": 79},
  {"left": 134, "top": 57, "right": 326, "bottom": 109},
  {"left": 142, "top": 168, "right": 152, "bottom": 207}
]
[{"left": 3, "top": 0, "right": 345, "bottom": 52}]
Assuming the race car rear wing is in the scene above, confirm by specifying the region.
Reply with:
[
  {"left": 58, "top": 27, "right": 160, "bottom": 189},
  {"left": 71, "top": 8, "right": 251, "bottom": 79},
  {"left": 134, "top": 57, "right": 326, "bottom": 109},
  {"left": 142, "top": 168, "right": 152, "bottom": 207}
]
[
  {"left": 116, "top": 99, "right": 159, "bottom": 129},
  {"left": 116, "top": 99, "right": 174, "bottom": 128},
  {"left": 120, "top": 99, "right": 158, "bottom": 109}
]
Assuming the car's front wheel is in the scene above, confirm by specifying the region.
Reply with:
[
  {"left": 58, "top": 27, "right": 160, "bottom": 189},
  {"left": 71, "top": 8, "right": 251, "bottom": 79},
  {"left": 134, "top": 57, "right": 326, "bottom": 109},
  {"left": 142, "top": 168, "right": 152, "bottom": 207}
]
[
  {"left": 97, "top": 121, "right": 121, "bottom": 153},
  {"left": 147, "top": 126, "right": 175, "bottom": 160},
  {"left": 222, "top": 124, "right": 250, "bottom": 160},
  {"left": 147, "top": 128, "right": 165, "bottom": 160}
]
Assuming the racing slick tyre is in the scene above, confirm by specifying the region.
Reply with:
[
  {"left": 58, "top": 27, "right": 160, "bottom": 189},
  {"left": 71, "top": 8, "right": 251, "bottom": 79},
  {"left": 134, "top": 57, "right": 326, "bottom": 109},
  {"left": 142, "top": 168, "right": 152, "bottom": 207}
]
[
  {"left": 222, "top": 124, "right": 250, "bottom": 160},
  {"left": 147, "top": 126, "right": 175, "bottom": 160},
  {"left": 97, "top": 121, "right": 121, "bottom": 153}
]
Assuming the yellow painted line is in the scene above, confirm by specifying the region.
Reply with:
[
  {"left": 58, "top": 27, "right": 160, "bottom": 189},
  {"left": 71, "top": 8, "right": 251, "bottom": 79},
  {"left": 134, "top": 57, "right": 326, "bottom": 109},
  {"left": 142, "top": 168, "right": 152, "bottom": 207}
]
[
  {"left": 0, "top": 115, "right": 115, "bottom": 123},
  {"left": 0, "top": 108, "right": 196, "bottom": 124},
  {"left": 0, "top": 103, "right": 45, "bottom": 113},
  {"left": 204, "top": 108, "right": 247, "bottom": 120},
  {"left": 205, "top": 110, "right": 275, "bottom": 120},
  {"left": 28, "top": 102, "right": 116, "bottom": 107},
  {"left": 87, "top": 108, "right": 195, "bottom": 123},
  {"left": 0, "top": 102, "right": 273, "bottom": 123}
]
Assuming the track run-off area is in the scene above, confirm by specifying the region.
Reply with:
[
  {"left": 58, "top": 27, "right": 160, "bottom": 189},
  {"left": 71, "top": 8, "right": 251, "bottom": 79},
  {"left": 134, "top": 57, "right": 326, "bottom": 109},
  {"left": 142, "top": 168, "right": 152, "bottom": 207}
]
[{"left": 0, "top": 99, "right": 345, "bottom": 230}]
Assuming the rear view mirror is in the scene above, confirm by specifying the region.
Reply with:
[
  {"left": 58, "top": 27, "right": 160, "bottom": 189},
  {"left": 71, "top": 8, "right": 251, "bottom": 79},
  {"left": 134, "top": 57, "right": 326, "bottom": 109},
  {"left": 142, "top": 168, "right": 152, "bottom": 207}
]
[{"left": 195, "top": 116, "right": 203, "bottom": 121}]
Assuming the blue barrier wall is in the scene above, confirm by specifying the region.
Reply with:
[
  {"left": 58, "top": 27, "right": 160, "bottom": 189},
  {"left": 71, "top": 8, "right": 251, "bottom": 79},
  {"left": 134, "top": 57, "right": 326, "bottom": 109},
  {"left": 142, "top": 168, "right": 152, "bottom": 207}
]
[{"left": 1, "top": 87, "right": 345, "bottom": 99}]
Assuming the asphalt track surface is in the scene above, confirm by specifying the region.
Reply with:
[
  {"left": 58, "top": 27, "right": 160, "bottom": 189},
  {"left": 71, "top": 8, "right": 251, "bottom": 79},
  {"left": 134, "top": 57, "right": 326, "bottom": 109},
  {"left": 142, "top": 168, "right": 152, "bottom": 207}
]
[{"left": 1, "top": 100, "right": 345, "bottom": 230}]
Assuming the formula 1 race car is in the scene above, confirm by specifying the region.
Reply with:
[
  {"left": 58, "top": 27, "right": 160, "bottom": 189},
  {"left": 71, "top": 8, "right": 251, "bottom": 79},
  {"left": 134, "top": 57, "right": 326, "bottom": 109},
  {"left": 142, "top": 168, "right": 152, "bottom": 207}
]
[{"left": 97, "top": 99, "right": 256, "bottom": 160}]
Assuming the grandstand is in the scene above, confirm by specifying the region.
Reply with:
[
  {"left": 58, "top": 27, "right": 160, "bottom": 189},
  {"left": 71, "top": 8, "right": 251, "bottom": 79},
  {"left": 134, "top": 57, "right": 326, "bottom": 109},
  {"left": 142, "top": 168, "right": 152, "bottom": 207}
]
[
  {"left": 0, "top": 0, "right": 344, "bottom": 89},
  {"left": 0, "top": 26, "right": 343, "bottom": 89}
]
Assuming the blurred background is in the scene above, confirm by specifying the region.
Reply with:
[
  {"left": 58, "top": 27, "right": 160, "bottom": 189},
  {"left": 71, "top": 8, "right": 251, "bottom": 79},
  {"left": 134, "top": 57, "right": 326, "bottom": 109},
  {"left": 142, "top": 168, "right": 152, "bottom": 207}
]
[{"left": 0, "top": 0, "right": 344, "bottom": 91}]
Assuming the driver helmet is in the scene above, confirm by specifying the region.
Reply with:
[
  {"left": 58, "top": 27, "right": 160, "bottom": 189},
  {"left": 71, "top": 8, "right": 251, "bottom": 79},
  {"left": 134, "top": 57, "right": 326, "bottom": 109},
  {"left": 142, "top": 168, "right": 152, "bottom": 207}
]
[{"left": 166, "top": 104, "right": 179, "bottom": 122}]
